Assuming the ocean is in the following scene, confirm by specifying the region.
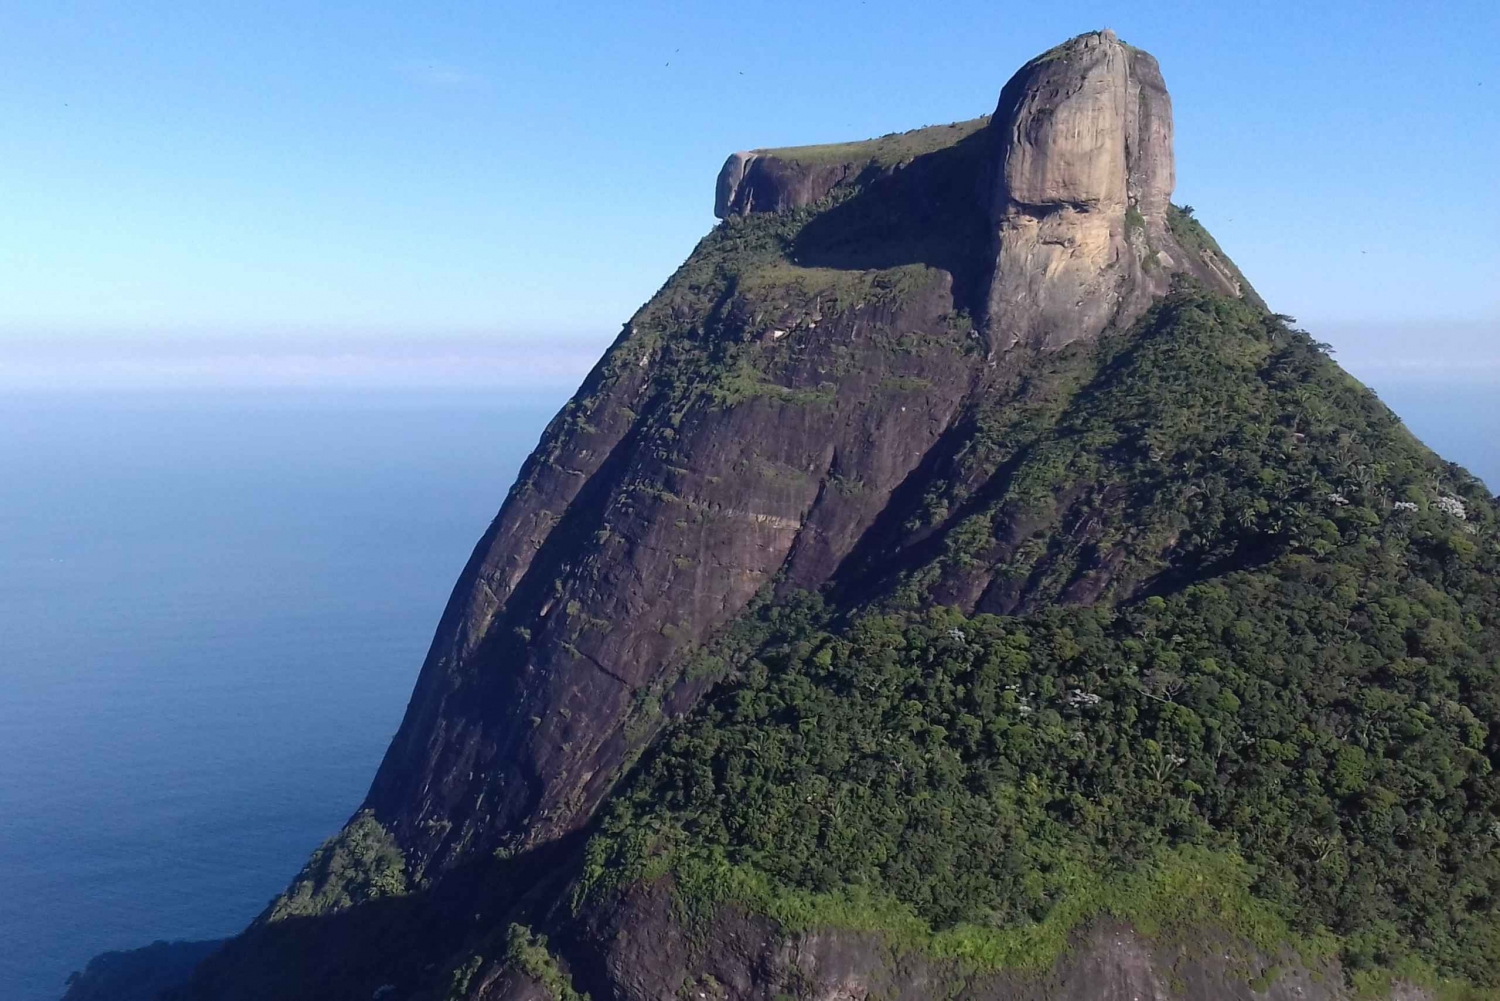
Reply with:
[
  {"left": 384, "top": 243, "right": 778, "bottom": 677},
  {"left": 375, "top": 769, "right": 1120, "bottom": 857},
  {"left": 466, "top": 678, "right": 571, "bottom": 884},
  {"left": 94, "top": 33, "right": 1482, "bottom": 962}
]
[
  {"left": 0, "top": 391, "right": 562, "bottom": 1001},
  {"left": 0, "top": 382, "right": 1493, "bottom": 1001},
  {"left": 1375, "top": 382, "right": 1498, "bottom": 493}
]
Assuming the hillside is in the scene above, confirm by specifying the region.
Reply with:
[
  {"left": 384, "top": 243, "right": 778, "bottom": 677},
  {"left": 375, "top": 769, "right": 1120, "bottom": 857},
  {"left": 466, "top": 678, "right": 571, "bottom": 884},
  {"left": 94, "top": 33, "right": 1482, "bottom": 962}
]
[{"left": 126, "top": 29, "right": 1500, "bottom": 1001}]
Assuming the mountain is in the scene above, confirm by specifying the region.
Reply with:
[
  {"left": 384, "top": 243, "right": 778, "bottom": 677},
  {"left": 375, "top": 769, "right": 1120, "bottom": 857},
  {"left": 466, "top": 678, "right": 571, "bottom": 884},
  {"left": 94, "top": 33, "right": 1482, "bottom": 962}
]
[
  {"left": 60, "top": 942, "right": 223, "bottom": 1001},
  {"left": 114, "top": 28, "right": 1500, "bottom": 1001}
]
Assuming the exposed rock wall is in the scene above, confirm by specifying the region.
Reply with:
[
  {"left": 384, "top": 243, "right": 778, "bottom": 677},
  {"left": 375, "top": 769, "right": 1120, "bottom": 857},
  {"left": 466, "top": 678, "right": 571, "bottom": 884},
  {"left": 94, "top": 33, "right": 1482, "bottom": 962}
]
[
  {"left": 985, "top": 30, "right": 1177, "bottom": 350},
  {"left": 169, "top": 31, "right": 1286, "bottom": 1001},
  {"left": 716, "top": 31, "right": 1241, "bottom": 352},
  {"left": 362, "top": 272, "right": 979, "bottom": 873},
  {"left": 360, "top": 29, "right": 1251, "bottom": 880},
  {"left": 477, "top": 881, "right": 1353, "bottom": 1001},
  {"left": 715, "top": 152, "right": 860, "bottom": 218}
]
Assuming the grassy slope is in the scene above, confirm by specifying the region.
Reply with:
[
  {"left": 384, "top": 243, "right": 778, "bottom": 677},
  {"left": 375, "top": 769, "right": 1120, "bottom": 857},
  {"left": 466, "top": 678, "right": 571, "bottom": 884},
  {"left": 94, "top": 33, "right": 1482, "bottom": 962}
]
[{"left": 752, "top": 116, "right": 990, "bottom": 168}]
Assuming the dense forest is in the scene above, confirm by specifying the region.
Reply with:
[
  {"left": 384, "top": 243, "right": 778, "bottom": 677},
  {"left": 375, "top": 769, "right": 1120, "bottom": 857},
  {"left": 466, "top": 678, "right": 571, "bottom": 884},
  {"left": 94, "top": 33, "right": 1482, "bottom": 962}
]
[{"left": 579, "top": 288, "right": 1500, "bottom": 988}]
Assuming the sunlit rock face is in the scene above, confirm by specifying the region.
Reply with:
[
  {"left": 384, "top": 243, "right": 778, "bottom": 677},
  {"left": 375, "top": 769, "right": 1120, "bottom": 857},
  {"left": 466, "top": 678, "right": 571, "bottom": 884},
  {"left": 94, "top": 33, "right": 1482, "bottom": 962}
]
[{"left": 985, "top": 29, "right": 1182, "bottom": 350}]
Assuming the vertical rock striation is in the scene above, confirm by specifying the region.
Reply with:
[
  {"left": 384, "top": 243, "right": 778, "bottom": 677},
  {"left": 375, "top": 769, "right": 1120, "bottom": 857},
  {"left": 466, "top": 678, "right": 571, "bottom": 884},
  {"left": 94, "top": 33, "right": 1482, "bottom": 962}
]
[{"left": 984, "top": 29, "right": 1189, "bottom": 350}]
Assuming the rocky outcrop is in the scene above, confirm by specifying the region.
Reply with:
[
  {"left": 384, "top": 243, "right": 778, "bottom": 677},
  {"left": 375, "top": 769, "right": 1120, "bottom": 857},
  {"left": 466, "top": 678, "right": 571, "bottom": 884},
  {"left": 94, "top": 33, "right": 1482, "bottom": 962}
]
[
  {"left": 715, "top": 152, "right": 860, "bottom": 218},
  {"left": 360, "top": 271, "right": 977, "bottom": 875},
  {"left": 713, "top": 118, "right": 991, "bottom": 220},
  {"left": 984, "top": 29, "right": 1215, "bottom": 349},
  {"left": 166, "top": 30, "right": 1295, "bottom": 1001},
  {"left": 714, "top": 32, "right": 1240, "bottom": 352},
  {"left": 473, "top": 881, "right": 1354, "bottom": 1001},
  {"left": 334, "top": 30, "right": 1246, "bottom": 880}
]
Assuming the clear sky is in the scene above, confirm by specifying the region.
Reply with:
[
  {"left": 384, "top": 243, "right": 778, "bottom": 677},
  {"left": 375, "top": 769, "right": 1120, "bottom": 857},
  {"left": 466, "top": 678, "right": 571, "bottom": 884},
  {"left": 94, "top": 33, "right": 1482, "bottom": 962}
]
[{"left": 0, "top": 1, "right": 1495, "bottom": 387}]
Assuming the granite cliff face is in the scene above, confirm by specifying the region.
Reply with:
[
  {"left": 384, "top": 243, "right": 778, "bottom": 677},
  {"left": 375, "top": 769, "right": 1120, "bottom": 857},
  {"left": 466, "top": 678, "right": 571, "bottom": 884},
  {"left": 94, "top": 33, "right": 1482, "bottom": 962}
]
[
  {"left": 360, "top": 30, "right": 1246, "bottom": 882},
  {"left": 715, "top": 151, "right": 862, "bottom": 218},
  {"left": 360, "top": 261, "right": 977, "bottom": 876},
  {"left": 158, "top": 29, "right": 1500, "bottom": 1001},
  {"left": 985, "top": 29, "right": 1179, "bottom": 349}
]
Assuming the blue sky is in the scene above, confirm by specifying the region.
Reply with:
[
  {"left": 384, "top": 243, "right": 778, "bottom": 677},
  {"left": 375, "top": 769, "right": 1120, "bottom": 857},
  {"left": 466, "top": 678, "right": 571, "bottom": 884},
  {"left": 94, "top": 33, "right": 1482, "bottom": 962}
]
[{"left": 0, "top": 1, "right": 1495, "bottom": 387}]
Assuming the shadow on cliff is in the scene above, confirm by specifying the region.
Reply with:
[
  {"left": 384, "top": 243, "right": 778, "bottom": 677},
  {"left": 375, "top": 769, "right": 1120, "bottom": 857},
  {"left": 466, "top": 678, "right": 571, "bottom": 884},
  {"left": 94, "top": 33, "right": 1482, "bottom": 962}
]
[
  {"left": 168, "top": 834, "right": 588, "bottom": 1001},
  {"left": 826, "top": 301, "right": 1303, "bottom": 616},
  {"left": 791, "top": 128, "right": 994, "bottom": 317},
  {"left": 62, "top": 939, "right": 225, "bottom": 1001},
  {"left": 368, "top": 403, "right": 672, "bottom": 865}
]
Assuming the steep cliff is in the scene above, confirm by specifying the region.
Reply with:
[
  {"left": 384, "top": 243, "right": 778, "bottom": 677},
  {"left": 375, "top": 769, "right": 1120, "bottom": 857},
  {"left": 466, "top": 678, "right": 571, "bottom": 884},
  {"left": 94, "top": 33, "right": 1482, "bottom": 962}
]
[
  {"left": 985, "top": 29, "right": 1182, "bottom": 349},
  {"left": 164, "top": 29, "right": 1500, "bottom": 1001},
  {"left": 358, "top": 29, "right": 1252, "bottom": 882}
]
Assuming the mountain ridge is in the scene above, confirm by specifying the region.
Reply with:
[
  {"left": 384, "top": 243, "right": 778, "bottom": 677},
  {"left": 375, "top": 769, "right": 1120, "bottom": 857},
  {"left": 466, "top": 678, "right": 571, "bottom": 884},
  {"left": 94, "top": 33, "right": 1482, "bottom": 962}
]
[{"left": 71, "top": 28, "right": 1500, "bottom": 1001}]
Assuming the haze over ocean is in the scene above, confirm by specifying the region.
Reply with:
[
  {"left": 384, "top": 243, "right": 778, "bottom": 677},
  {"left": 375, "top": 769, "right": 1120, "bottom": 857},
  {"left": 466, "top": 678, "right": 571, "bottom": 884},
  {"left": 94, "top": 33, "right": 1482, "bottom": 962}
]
[{"left": 1, "top": 2, "right": 1494, "bottom": 351}]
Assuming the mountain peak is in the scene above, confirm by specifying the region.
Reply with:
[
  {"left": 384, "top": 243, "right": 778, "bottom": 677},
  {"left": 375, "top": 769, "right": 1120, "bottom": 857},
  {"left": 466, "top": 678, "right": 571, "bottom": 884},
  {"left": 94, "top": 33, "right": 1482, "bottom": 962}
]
[
  {"left": 716, "top": 33, "right": 1241, "bottom": 352},
  {"left": 162, "top": 32, "right": 1500, "bottom": 1001},
  {"left": 996, "top": 27, "right": 1162, "bottom": 215},
  {"left": 984, "top": 27, "right": 1177, "bottom": 349}
]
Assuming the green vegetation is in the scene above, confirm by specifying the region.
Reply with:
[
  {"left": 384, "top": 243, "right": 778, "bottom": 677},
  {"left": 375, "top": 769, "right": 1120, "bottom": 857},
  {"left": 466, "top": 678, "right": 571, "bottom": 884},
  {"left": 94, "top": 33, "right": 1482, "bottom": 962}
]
[
  {"left": 571, "top": 195, "right": 957, "bottom": 450},
  {"left": 130, "top": 35, "right": 1500, "bottom": 1001},
  {"left": 243, "top": 93, "right": 1495, "bottom": 1001},
  {"left": 531, "top": 107, "right": 997, "bottom": 493},
  {"left": 576, "top": 291, "right": 1500, "bottom": 985},
  {"left": 583, "top": 842, "right": 1321, "bottom": 975},
  {"left": 504, "top": 924, "right": 589, "bottom": 1001},
  {"left": 754, "top": 117, "right": 989, "bottom": 169},
  {"left": 447, "top": 955, "right": 484, "bottom": 1000},
  {"left": 1168, "top": 204, "right": 1265, "bottom": 308},
  {"left": 879, "top": 286, "right": 1488, "bottom": 614},
  {"left": 708, "top": 356, "right": 836, "bottom": 409},
  {"left": 265, "top": 811, "right": 408, "bottom": 922}
]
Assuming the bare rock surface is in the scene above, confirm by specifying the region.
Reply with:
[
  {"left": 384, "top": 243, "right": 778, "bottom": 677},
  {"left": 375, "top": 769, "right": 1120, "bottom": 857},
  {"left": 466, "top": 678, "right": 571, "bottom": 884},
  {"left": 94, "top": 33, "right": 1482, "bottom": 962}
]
[
  {"left": 362, "top": 272, "right": 975, "bottom": 874},
  {"left": 985, "top": 30, "right": 1205, "bottom": 350},
  {"left": 715, "top": 152, "right": 860, "bottom": 217},
  {"left": 360, "top": 30, "right": 1247, "bottom": 882},
  {"left": 714, "top": 118, "right": 991, "bottom": 219},
  {"left": 714, "top": 33, "right": 1240, "bottom": 352}
]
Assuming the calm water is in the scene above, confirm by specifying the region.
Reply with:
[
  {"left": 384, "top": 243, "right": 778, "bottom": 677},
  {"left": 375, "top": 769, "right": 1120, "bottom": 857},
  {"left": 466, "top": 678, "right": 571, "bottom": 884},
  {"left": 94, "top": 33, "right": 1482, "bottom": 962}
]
[
  {"left": 0, "top": 382, "right": 1493, "bottom": 1001},
  {"left": 0, "top": 391, "right": 560, "bottom": 1001},
  {"left": 1375, "top": 381, "right": 1498, "bottom": 492}
]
